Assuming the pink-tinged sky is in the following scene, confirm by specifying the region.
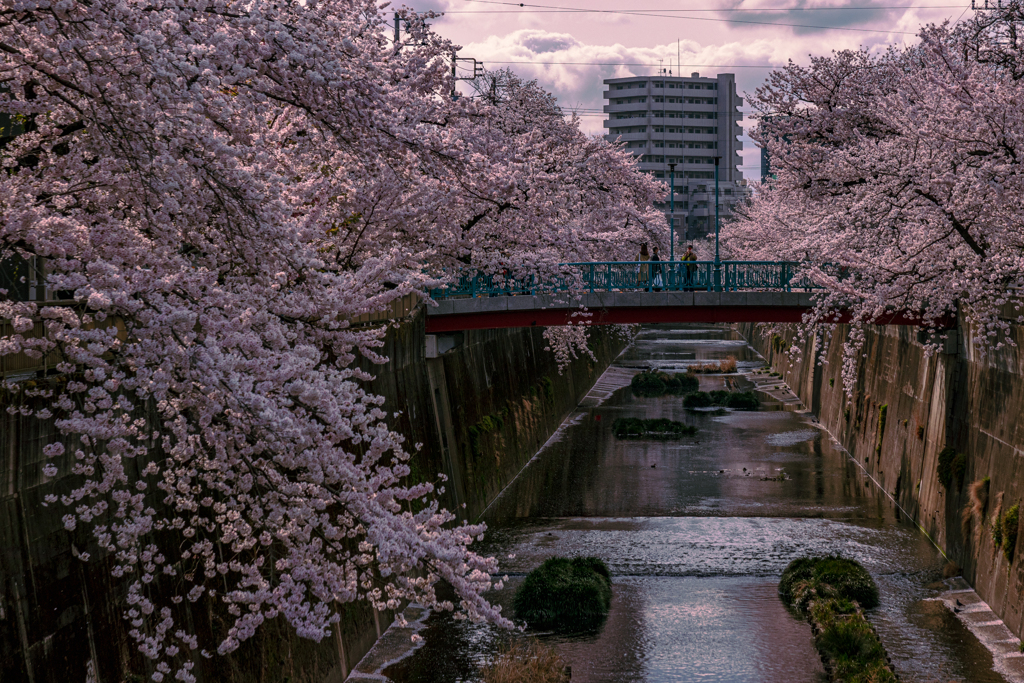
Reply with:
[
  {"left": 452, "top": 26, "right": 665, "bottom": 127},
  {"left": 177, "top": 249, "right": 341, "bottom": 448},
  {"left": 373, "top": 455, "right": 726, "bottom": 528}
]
[{"left": 401, "top": 0, "right": 974, "bottom": 179}]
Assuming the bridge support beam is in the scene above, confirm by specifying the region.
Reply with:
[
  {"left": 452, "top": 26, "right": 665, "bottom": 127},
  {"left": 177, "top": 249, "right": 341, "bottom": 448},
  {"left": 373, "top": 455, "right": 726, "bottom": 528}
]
[{"left": 425, "top": 305, "right": 950, "bottom": 333}]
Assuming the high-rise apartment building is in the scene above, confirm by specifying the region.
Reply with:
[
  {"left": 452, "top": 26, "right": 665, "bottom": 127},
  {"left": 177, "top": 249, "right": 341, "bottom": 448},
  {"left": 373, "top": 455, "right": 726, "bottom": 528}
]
[{"left": 603, "top": 72, "right": 747, "bottom": 245}]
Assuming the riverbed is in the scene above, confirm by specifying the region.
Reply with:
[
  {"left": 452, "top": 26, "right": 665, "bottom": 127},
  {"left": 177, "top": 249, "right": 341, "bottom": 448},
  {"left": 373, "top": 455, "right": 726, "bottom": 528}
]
[{"left": 382, "top": 325, "right": 1008, "bottom": 683}]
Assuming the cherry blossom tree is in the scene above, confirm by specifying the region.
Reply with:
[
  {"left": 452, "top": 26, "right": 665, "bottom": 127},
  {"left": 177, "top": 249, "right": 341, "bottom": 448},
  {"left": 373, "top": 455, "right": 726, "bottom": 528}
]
[
  {"left": 0, "top": 0, "right": 663, "bottom": 677},
  {"left": 727, "top": 4, "right": 1024, "bottom": 388}
]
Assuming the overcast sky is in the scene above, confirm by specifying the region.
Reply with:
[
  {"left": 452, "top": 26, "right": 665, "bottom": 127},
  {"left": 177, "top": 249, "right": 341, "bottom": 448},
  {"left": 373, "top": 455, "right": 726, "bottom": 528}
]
[{"left": 401, "top": 0, "right": 974, "bottom": 180}]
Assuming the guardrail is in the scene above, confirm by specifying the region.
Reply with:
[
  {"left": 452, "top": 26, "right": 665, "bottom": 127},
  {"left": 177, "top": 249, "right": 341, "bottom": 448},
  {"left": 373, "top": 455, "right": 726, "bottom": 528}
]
[{"left": 430, "top": 261, "right": 820, "bottom": 299}]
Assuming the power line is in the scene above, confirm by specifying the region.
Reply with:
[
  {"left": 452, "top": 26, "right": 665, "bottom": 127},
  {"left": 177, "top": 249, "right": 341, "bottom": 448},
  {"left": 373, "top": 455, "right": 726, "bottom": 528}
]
[
  {"left": 443, "top": 4, "right": 966, "bottom": 11},
  {"left": 458, "top": 0, "right": 941, "bottom": 34},
  {"left": 482, "top": 60, "right": 778, "bottom": 67}
]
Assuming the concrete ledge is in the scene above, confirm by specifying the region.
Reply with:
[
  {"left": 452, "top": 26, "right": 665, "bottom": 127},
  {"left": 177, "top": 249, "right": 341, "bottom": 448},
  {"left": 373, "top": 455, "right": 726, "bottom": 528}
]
[
  {"left": 693, "top": 291, "right": 721, "bottom": 306},
  {"left": 746, "top": 291, "right": 783, "bottom": 307},
  {"left": 507, "top": 295, "right": 542, "bottom": 311},
  {"left": 583, "top": 292, "right": 618, "bottom": 309},
  {"left": 614, "top": 292, "right": 644, "bottom": 307},
  {"left": 427, "top": 290, "right": 942, "bottom": 332},
  {"left": 456, "top": 297, "right": 508, "bottom": 313},
  {"left": 720, "top": 292, "right": 748, "bottom": 306},
  {"left": 428, "top": 300, "right": 455, "bottom": 316},
  {"left": 642, "top": 292, "right": 672, "bottom": 306}
]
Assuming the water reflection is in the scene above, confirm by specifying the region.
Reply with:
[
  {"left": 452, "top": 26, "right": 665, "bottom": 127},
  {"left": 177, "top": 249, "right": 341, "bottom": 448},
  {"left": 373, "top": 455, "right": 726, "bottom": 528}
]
[{"left": 384, "top": 325, "right": 1007, "bottom": 683}]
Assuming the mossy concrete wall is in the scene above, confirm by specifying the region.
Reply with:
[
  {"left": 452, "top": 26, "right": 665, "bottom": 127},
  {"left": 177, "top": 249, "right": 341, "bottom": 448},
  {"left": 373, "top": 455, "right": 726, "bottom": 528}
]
[
  {"left": 0, "top": 310, "right": 625, "bottom": 682},
  {"left": 738, "top": 318, "right": 1024, "bottom": 639}
]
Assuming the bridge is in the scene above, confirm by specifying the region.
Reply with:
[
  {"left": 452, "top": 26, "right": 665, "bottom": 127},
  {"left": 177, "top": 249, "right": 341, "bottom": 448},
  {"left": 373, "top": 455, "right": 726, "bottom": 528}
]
[{"left": 425, "top": 261, "right": 947, "bottom": 333}]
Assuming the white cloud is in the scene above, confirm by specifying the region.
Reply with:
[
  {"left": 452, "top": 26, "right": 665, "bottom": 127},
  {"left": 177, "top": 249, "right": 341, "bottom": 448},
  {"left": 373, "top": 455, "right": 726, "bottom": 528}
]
[{"left": 427, "top": 1, "right": 970, "bottom": 177}]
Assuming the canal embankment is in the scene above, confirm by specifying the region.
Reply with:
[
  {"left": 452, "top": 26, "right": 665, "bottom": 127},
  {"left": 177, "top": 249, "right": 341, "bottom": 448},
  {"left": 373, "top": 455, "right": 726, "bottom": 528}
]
[{"left": 739, "top": 317, "right": 1024, "bottom": 679}]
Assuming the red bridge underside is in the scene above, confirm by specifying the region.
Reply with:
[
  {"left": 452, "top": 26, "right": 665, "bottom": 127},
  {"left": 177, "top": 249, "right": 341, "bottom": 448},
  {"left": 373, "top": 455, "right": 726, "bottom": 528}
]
[{"left": 424, "top": 306, "right": 953, "bottom": 333}]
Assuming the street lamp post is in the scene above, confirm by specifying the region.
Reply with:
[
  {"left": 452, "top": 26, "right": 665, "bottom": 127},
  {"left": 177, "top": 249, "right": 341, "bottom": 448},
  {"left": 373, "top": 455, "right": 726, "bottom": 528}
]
[
  {"left": 668, "top": 162, "right": 677, "bottom": 262},
  {"left": 714, "top": 156, "right": 721, "bottom": 292}
]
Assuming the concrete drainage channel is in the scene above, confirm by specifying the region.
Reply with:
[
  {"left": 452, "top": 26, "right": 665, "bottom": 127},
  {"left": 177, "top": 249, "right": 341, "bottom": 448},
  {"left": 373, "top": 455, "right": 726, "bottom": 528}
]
[{"left": 347, "top": 336, "right": 1024, "bottom": 683}]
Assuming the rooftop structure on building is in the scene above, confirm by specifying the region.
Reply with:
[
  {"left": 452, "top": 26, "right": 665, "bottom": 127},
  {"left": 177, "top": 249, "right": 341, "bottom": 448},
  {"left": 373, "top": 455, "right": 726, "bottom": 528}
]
[{"left": 603, "top": 72, "right": 748, "bottom": 246}]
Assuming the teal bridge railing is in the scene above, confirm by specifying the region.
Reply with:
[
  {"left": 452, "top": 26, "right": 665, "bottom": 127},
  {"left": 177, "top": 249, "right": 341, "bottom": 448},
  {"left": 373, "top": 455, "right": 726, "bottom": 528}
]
[{"left": 431, "top": 261, "right": 820, "bottom": 299}]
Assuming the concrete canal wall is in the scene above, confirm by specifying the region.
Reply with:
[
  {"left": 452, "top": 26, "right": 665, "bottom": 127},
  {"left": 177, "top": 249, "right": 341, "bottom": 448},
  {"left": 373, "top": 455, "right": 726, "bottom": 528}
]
[
  {"left": 740, "top": 317, "right": 1024, "bottom": 640},
  {"left": 0, "top": 309, "right": 627, "bottom": 683}
]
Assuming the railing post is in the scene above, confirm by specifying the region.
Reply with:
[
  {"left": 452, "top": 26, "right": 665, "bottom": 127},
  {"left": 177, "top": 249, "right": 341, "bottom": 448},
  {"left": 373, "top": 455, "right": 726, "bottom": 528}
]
[
  {"left": 589, "top": 264, "right": 595, "bottom": 293},
  {"left": 784, "top": 262, "right": 791, "bottom": 292}
]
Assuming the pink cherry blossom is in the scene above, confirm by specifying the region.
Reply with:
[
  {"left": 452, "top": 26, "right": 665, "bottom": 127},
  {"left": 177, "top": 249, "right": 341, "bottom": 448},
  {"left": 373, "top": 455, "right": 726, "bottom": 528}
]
[
  {"left": 0, "top": 0, "right": 665, "bottom": 675},
  {"left": 726, "top": 5, "right": 1024, "bottom": 389}
]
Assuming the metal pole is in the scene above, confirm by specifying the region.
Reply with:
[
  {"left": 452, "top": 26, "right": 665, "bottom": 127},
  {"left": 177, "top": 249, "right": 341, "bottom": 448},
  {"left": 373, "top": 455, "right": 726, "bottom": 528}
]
[
  {"left": 451, "top": 51, "right": 457, "bottom": 101},
  {"left": 668, "top": 162, "right": 676, "bottom": 262},
  {"left": 394, "top": 12, "right": 400, "bottom": 45},
  {"left": 714, "top": 156, "right": 721, "bottom": 292}
]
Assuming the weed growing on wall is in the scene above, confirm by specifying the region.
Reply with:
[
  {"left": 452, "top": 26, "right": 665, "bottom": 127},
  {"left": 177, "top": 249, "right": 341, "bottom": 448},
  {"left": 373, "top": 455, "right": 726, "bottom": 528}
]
[
  {"left": 938, "top": 447, "right": 968, "bottom": 491},
  {"left": 1003, "top": 504, "right": 1019, "bottom": 563},
  {"left": 963, "top": 478, "right": 991, "bottom": 543},
  {"left": 874, "top": 405, "right": 888, "bottom": 460}
]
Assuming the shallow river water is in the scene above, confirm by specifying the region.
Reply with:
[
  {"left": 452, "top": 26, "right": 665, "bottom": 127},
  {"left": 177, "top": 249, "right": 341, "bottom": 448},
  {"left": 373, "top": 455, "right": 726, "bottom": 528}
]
[{"left": 384, "top": 325, "right": 1007, "bottom": 683}]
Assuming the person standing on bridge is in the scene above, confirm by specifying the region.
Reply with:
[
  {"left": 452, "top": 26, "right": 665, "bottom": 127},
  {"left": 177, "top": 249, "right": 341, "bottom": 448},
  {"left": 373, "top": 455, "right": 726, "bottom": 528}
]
[
  {"left": 682, "top": 245, "right": 698, "bottom": 290},
  {"left": 637, "top": 242, "right": 650, "bottom": 290},
  {"left": 651, "top": 246, "right": 664, "bottom": 292}
]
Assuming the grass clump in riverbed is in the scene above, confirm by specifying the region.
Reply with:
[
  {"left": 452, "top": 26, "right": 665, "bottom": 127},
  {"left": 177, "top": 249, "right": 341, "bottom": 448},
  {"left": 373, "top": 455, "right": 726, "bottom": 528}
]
[
  {"left": 688, "top": 356, "right": 738, "bottom": 373},
  {"left": 514, "top": 557, "right": 612, "bottom": 632},
  {"left": 683, "top": 390, "right": 760, "bottom": 410},
  {"left": 780, "top": 556, "right": 880, "bottom": 609},
  {"left": 631, "top": 369, "right": 700, "bottom": 397},
  {"left": 480, "top": 639, "right": 570, "bottom": 683},
  {"left": 780, "top": 556, "right": 893, "bottom": 683},
  {"left": 612, "top": 418, "right": 696, "bottom": 439}
]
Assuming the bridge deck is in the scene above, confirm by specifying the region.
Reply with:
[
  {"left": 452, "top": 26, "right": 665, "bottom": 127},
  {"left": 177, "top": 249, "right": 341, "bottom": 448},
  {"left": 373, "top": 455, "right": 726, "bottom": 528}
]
[{"left": 425, "top": 291, "right": 933, "bottom": 332}]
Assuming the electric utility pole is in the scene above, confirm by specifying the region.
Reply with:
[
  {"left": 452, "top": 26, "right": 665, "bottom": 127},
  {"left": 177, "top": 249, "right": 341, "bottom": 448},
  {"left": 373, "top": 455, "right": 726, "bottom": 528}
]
[
  {"left": 714, "top": 156, "right": 722, "bottom": 292},
  {"left": 668, "top": 162, "right": 677, "bottom": 262}
]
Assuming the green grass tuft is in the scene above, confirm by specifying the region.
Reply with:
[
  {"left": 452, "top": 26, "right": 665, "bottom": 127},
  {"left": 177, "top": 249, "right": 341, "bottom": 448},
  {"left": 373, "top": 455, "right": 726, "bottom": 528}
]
[
  {"left": 611, "top": 418, "right": 696, "bottom": 440},
  {"left": 779, "top": 556, "right": 879, "bottom": 610},
  {"left": 630, "top": 370, "right": 699, "bottom": 397},
  {"left": 683, "top": 390, "right": 760, "bottom": 410},
  {"left": 780, "top": 556, "right": 893, "bottom": 683},
  {"left": 513, "top": 557, "right": 612, "bottom": 632},
  {"left": 683, "top": 391, "right": 714, "bottom": 408}
]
